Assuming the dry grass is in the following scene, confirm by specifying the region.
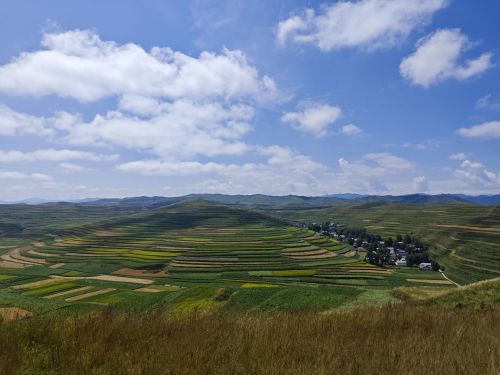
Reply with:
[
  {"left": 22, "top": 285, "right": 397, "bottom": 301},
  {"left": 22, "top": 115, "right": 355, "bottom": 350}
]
[
  {"left": 0, "top": 308, "right": 32, "bottom": 322},
  {"left": 0, "top": 304, "right": 497, "bottom": 375}
]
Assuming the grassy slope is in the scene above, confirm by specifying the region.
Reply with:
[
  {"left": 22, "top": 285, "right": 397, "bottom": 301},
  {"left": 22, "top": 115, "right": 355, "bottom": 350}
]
[
  {"left": 0, "top": 203, "right": 142, "bottom": 236},
  {"left": 273, "top": 203, "right": 500, "bottom": 284},
  {"left": 0, "top": 304, "right": 498, "bottom": 375}
]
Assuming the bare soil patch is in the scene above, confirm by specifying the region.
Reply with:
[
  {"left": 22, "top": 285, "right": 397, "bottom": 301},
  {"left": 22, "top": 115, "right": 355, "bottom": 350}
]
[
  {"left": 49, "top": 263, "right": 65, "bottom": 269},
  {"left": 28, "top": 249, "right": 57, "bottom": 257},
  {"left": 0, "top": 307, "right": 32, "bottom": 321},
  {"left": 3, "top": 249, "right": 46, "bottom": 265},
  {"left": 406, "top": 279, "right": 453, "bottom": 285},
  {"left": 286, "top": 252, "right": 337, "bottom": 259},
  {"left": 45, "top": 286, "right": 93, "bottom": 299},
  {"left": 64, "top": 252, "right": 116, "bottom": 257},
  {"left": 170, "top": 261, "right": 221, "bottom": 268},
  {"left": 0, "top": 261, "right": 25, "bottom": 269},
  {"left": 113, "top": 268, "right": 168, "bottom": 277},
  {"left": 65, "top": 288, "right": 116, "bottom": 302},
  {"left": 50, "top": 275, "right": 154, "bottom": 285}
]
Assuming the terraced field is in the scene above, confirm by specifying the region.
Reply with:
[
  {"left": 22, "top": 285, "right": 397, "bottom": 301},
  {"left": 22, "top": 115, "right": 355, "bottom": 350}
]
[
  {"left": 0, "top": 200, "right": 454, "bottom": 314},
  {"left": 275, "top": 204, "right": 500, "bottom": 285}
]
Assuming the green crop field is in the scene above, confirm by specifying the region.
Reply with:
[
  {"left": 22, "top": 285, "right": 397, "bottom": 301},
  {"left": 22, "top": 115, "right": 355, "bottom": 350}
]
[
  {"left": 273, "top": 203, "right": 500, "bottom": 285},
  {"left": 0, "top": 200, "right": 458, "bottom": 315}
]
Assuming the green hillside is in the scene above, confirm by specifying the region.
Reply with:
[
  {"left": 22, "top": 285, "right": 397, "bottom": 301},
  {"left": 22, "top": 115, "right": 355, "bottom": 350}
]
[
  {"left": 274, "top": 204, "right": 500, "bottom": 285},
  {"left": 0, "top": 200, "right": 456, "bottom": 314}
]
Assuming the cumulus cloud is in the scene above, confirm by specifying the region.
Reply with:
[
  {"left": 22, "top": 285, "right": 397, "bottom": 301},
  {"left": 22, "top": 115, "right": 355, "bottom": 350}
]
[
  {"left": 281, "top": 103, "right": 342, "bottom": 137},
  {"left": 335, "top": 153, "right": 418, "bottom": 194},
  {"left": 62, "top": 100, "right": 254, "bottom": 158},
  {"left": 0, "top": 149, "right": 118, "bottom": 163},
  {"left": 0, "top": 105, "right": 82, "bottom": 137},
  {"left": 0, "top": 105, "right": 52, "bottom": 137},
  {"left": 277, "top": 0, "right": 448, "bottom": 51},
  {"left": 458, "top": 121, "right": 500, "bottom": 139},
  {"left": 0, "top": 29, "right": 277, "bottom": 103},
  {"left": 340, "top": 124, "right": 363, "bottom": 136},
  {"left": 454, "top": 159, "right": 500, "bottom": 190},
  {"left": 59, "top": 162, "right": 88, "bottom": 173},
  {"left": 118, "top": 146, "right": 324, "bottom": 177},
  {"left": 364, "top": 152, "right": 414, "bottom": 170},
  {"left": 449, "top": 152, "right": 467, "bottom": 161},
  {"left": 117, "top": 145, "right": 327, "bottom": 195},
  {"left": 0, "top": 171, "right": 51, "bottom": 181},
  {"left": 413, "top": 176, "right": 429, "bottom": 192},
  {"left": 400, "top": 29, "right": 493, "bottom": 87}
]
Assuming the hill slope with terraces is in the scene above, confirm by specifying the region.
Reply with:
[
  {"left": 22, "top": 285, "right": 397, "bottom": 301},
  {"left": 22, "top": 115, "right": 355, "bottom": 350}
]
[{"left": 0, "top": 200, "right": 457, "bottom": 314}]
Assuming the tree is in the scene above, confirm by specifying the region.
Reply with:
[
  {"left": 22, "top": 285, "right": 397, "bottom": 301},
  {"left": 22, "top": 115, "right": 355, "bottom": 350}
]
[{"left": 386, "top": 236, "right": 393, "bottom": 246}]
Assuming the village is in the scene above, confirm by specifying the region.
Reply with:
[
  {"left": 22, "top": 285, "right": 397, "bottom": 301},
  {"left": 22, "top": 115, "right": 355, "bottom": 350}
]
[{"left": 300, "top": 221, "right": 439, "bottom": 271}]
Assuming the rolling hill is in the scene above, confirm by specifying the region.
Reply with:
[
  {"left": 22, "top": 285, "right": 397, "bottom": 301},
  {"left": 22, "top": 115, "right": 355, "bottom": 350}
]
[
  {"left": 274, "top": 203, "right": 500, "bottom": 285},
  {"left": 0, "top": 200, "right": 457, "bottom": 315}
]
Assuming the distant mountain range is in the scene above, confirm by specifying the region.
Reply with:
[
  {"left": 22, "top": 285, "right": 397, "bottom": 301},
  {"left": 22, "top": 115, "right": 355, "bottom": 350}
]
[
  {"left": 2, "top": 193, "right": 500, "bottom": 208},
  {"left": 70, "top": 193, "right": 500, "bottom": 208}
]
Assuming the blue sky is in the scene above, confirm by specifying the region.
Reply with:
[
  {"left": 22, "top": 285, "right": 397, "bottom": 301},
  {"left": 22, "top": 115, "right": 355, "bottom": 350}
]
[{"left": 0, "top": 0, "right": 499, "bottom": 200}]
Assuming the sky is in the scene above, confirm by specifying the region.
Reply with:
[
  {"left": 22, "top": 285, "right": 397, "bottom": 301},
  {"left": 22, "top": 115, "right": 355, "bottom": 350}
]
[{"left": 0, "top": 0, "right": 499, "bottom": 201}]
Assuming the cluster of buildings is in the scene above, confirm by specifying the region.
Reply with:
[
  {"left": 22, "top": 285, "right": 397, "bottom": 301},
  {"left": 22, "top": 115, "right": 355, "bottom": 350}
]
[{"left": 300, "top": 221, "right": 435, "bottom": 270}]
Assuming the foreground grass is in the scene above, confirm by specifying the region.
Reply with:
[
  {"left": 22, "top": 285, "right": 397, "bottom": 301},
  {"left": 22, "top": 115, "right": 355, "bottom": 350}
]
[{"left": 0, "top": 304, "right": 498, "bottom": 375}]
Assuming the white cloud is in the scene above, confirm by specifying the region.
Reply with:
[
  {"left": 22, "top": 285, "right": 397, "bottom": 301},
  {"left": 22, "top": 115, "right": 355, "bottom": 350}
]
[
  {"left": 277, "top": 0, "right": 448, "bottom": 51},
  {"left": 454, "top": 159, "right": 500, "bottom": 190},
  {"left": 475, "top": 94, "right": 500, "bottom": 112},
  {"left": 276, "top": 11, "right": 313, "bottom": 46},
  {"left": 400, "top": 29, "right": 493, "bottom": 87},
  {"left": 0, "top": 149, "right": 118, "bottom": 163},
  {"left": 449, "top": 152, "right": 466, "bottom": 161},
  {"left": 413, "top": 176, "right": 429, "bottom": 192},
  {"left": 63, "top": 100, "right": 253, "bottom": 158},
  {"left": 118, "top": 146, "right": 324, "bottom": 177},
  {"left": 59, "top": 162, "right": 88, "bottom": 173},
  {"left": 0, "top": 105, "right": 82, "bottom": 137},
  {"left": 117, "top": 145, "right": 327, "bottom": 195},
  {"left": 0, "top": 105, "right": 52, "bottom": 136},
  {"left": 458, "top": 121, "right": 500, "bottom": 139},
  {"left": 281, "top": 103, "right": 342, "bottom": 137},
  {"left": 364, "top": 152, "right": 414, "bottom": 170},
  {"left": 334, "top": 153, "right": 419, "bottom": 194},
  {"left": 257, "top": 145, "right": 326, "bottom": 173},
  {"left": 118, "top": 95, "right": 164, "bottom": 117},
  {"left": 0, "top": 29, "right": 277, "bottom": 103},
  {"left": 340, "top": 124, "right": 363, "bottom": 136},
  {"left": 118, "top": 160, "right": 237, "bottom": 176},
  {"left": 0, "top": 171, "right": 51, "bottom": 181}
]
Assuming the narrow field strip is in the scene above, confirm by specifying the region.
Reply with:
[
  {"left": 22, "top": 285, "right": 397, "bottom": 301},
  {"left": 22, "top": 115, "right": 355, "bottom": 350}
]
[
  {"left": 134, "top": 287, "right": 163, "bottom": 293},
  {"left": 49, "top": 263, "right": 66, "bottom": 269},
  {"left": 27, "top": 249, "right": 58, "bottom": 257},
  {"left": 50, "top": 275, "right": 154, "bottom": 285},
  {"left": 65, "top": 288, "right": 116, "bottom": 302},
  {"left": 12, "top": 278, "right": 63, "bottom": 290},
  {"left": 406, "top": 279, "right": 454, "bottom": 285},
  {"left": 44, "top": 286, "right": 93, "bottom": 299}
]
